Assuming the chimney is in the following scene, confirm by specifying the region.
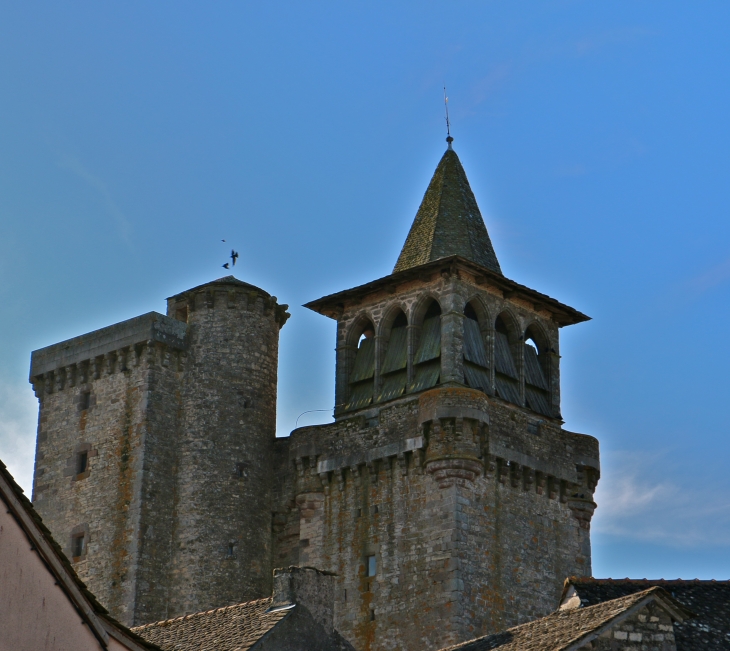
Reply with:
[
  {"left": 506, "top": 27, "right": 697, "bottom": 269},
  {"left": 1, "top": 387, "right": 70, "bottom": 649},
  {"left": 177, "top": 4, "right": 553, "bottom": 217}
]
[{"left": 270, "top": 566, "right": 336, "bottom": 634}]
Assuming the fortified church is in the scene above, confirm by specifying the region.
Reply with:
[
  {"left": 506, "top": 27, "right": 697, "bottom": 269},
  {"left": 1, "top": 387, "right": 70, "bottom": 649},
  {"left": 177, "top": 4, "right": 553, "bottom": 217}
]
[{"left": 18, "top": 139, "right": 724, "bottom": 651}]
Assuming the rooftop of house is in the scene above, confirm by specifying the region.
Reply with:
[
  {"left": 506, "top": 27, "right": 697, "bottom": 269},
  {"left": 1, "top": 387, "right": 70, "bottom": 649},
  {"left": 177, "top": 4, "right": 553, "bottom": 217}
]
[
  {"left": 561, "top": 577, "right": 730, "bottom": 650},
  {"left": 132, "top": 598, "right": 291, "bottom": 651},
  {"left": 439, "top": 586, "right": 691, "bottom": 651},
  {"left": 0, "top": 458, "right": 160, "bottom": 651}
]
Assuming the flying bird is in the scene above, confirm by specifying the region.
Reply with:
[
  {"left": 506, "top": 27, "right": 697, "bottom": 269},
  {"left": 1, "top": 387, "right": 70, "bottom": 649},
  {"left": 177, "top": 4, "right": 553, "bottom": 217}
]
[
  {"left": 222, "top": 263, "right": 230, "bottom": 269},
  {"left": 231, "top": 250, "right": 239, "bottom": 266}
]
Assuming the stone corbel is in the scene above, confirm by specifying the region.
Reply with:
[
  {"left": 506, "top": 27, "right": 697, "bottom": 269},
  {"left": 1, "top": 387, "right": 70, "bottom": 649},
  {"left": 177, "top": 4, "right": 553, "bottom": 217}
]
[
  {"left": 366, "top": 460, "right": 379, "bottom": 484},
  {"left": 336, "top": 469, "right": 346, "bottom": 492},
  {"left": 78, "top": 361, "right": 89, "bottom": 384},
  {"left": 54, "top": 370, "right": 64, "bottom": 393},
  {"left": 117, "top": 347, "right": 129, "bottom": 372},
  {"left": 535, "top": 471, "right": 546, "bottom": 496},
  {"left": 65, "top": 365, "right": 76, "bottom": 388},
  {"left": 397, "top": 452, "right": 408, "bottom": 476},
  {"left": 104, "top": 352, "right": 115, "bottom": 376},
  {"left": 91, "top": 358, "right": 102, "bottom": 380},
  {"left": 523, "top": 466, "right": 534, "bottom": 492},
  {"left": 44, "top": 372, "right": 54, "bottom": 395},
  {"left": 145, "top": 340, "right": 156, "bottom": 367}
]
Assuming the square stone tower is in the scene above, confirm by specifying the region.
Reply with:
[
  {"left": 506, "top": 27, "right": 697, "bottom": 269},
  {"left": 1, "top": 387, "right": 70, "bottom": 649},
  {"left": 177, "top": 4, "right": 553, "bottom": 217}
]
[
  {"left": 270, "top": 141, "right": 600, "bottom": 651},
  {"left": 29, "top": 277, "right": 289, "bottom": 626}
]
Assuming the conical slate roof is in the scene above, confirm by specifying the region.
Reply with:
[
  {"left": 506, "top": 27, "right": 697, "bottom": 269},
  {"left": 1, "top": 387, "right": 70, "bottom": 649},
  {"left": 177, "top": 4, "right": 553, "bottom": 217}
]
[{"left": 393, "top": 148, "right": 502, "bottom": 274}]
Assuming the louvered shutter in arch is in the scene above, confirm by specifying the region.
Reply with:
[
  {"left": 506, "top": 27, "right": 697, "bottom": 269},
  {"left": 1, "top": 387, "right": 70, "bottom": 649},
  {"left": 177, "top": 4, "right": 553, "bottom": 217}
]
[
  {"left": 410, "top": 316, "right": 441, "bottom": 392},
  {"left": 523, "top": 343, "right": 551, "bottom": 416},
  {"left": 463, "top": 317, "right": 490, "bottom": 393},
  {"left": 494, "top": 331, "right": 521, "bottom": 405},
  {"left": 378, "top": 326, "right": 408, "bottom": 402},
  {"left": 345, "top": 337, "right": 375, "bottom": 411}
]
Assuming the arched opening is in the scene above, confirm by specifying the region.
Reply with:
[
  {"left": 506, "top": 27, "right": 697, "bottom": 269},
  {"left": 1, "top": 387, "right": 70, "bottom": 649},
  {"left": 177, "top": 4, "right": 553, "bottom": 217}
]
[
  {"left": 523, "top": 325, "right": 551, "bottom": 416},
  {"left": 494, "top": 313, "right": 521, "bottom": 405},
  {"left": 345, "top": 319, "right": 376, "bottom": 411},
  {"left": 377, "top": 310, "right": 408, "bottom": 402},
  {"left": 463, "top": 301, "right": 490, "bottom": 393},
  {"left": 409, "top": 299, "right": 441, "bottom": 392}
]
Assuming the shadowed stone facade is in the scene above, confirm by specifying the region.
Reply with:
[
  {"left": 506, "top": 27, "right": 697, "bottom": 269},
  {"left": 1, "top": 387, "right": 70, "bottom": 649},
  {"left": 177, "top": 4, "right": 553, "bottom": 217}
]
[{"left": 30, "top": 143, "right": 600, "bottom": 651}]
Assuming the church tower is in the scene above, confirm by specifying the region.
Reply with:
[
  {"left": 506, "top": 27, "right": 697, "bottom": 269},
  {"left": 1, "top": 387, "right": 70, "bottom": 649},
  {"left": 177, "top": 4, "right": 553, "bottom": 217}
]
[{"left": 273, "top": 140, "right": 600, "bottom": 651}]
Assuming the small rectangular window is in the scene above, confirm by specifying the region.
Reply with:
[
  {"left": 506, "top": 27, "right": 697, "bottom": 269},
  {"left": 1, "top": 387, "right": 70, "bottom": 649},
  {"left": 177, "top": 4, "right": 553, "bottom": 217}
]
[
  {"left": 80, "top": 391, "right": 91, "bottom": 411},
  {"left": 72, "top": 534, "right": 85, "bottom": 558},
  {"left": 77, "top": 451, "right": 88, "bottom": 474},
  {"left": 176, "top": 306, "right": 189, "bottom": 323},
  {"left": 366, "top": 555, "right": 377, "bottom": 577}
]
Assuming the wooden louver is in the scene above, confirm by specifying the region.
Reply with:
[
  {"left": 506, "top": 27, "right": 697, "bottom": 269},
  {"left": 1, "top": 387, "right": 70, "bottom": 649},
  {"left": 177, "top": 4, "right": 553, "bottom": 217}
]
[
  {"left": 494, "top": 331, "right": 521, "bottom": 405},
  {"left": 377, "top": 326, "right": 408, "bottom": 402},
  {"left": 523, "top": 344, "right": 551, "bottom": 416},
  {"left": 463, "top": 317, "right": 490, "bottom": 393},
  {"left": 346, "top": 337, "right": 375, "bottom": 411},
  {"left": 409, "top": 316, "right": 441, "bottom": 392}
]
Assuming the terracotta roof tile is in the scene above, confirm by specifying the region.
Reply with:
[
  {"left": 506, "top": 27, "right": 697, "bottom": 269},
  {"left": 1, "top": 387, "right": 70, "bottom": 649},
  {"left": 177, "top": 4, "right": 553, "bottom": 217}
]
[{"left": 132, "top": 598, "right": 292, "bottom": 651}]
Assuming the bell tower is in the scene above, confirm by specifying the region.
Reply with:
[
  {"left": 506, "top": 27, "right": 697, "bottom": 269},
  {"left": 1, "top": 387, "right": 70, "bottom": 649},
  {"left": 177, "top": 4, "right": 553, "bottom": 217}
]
[{"left": 289, "top": 140, "right": 600, "bottom": 651}]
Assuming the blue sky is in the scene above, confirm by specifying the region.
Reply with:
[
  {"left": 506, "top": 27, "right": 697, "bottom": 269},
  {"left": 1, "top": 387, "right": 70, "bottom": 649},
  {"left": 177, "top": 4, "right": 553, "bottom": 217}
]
[{"left": 1, "top": 2, "right": 729, "bottom": 580}]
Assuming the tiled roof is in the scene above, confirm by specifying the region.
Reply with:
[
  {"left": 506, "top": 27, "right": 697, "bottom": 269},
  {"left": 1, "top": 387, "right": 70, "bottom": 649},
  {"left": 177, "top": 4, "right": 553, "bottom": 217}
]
[
  {"left": 0, "top": 459, "right": 160, "bottom": 651},
  {"left": 440, "top": 587, "right": 689, "bottom": 651},
  {"left": 393, "top": 148, "right": 502, "bottom": 275},
  {"left": 167, "top": 275, "right": 272, "bottom": 300},
  {"left": 564, "top": 577, "right": 730, "bottom": 650},
  {"left": 132, "top": 598, "right": 292, "bottom": 651}
]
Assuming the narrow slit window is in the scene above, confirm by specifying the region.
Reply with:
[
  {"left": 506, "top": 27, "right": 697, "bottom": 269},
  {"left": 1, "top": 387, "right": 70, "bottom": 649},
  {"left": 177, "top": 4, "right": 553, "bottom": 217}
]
[
  {"left": 72, "top": 534, "right": 85, "bottom": 559},
  {"left": 77, "top": 451, "right": 88, "bottom": 475},
  {"left": 366, "top": 555, "right": 377, "bottom": 577},
  {"left": 80, "top": 391, "right": 91, "bottom": 411}
]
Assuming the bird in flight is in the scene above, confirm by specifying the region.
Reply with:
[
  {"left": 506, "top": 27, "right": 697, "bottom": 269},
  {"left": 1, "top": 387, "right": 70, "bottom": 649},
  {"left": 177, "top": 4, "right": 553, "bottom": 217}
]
[
  {"left": 231, "top": 250, "right": 239, "bottom": 266},
  {"left": 222, "top": 262, "right": 230, "bottom": 269}
]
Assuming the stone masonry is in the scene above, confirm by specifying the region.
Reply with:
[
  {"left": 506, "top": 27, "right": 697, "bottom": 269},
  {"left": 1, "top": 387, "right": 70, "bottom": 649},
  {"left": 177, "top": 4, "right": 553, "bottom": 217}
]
[
  {"left": 30, "top": 143, "right": 600, "bottom": 651},
  {"left": 30, "top": 278, "right": 290, "bottom": 625}
]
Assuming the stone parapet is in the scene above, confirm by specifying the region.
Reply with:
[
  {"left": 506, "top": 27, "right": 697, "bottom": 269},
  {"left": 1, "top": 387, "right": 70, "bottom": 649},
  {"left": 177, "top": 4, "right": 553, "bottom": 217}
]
[{"left": 30, "top": 312, "right": 187, "bottom": 380}]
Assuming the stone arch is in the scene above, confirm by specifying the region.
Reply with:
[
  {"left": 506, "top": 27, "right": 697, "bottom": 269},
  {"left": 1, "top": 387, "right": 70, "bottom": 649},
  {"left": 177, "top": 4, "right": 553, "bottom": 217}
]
[
  {"left": 495, "top": 308, "right": 521, "bottom": 343},
  {"left": 378, "top": 302, "right": 409, "bottom": 339},
  {"left": 411, "top": 294, "right": 443, "bottom": 326},
  {"left": 346, "top": 312, "right": 376, "bottom": 348}
]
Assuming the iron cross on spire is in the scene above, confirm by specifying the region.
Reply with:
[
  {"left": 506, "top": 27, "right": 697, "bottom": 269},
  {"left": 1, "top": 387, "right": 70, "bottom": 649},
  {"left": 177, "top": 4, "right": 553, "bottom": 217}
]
[{"left": 444, "top": 86, "right": 453, "bottom": 149}]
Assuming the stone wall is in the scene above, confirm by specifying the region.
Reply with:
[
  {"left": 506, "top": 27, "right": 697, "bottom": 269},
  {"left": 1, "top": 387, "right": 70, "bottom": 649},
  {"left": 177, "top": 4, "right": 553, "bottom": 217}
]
[
  {"left": 31, "top": 321, "right": 185, "bottom": 625},
  {"left": 165, "top": 281, "right": 287, "bottom": 616},
  {"left": 30, "top": 278, "right": 289, "bottom": 626},
  {"left": 592, "top": 602, "right": 677, "bottom": 650},
  {"left": 274, "top": 387, "right": 599, "bottom": 651}
]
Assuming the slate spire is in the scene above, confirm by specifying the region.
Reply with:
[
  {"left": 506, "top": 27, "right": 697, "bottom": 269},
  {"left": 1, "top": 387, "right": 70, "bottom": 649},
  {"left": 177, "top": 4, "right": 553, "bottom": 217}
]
[{"left": 393, "top": 145, "right": 502, "bottom": 275}]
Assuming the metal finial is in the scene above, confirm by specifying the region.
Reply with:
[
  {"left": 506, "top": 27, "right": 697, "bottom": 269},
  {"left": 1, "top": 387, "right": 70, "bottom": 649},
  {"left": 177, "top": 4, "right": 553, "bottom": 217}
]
[{"left": 444, "top": 86, "right": 453, "bottom": 149}]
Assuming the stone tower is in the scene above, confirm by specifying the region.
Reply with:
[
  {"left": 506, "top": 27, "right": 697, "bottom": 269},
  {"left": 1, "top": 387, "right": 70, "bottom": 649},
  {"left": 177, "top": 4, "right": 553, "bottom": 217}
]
[
  {"left": 29, "top": 276, "right": 289, "bottom": 625},
  {"left": 269, "top": 143, "right": 600, "bottom": 651}
]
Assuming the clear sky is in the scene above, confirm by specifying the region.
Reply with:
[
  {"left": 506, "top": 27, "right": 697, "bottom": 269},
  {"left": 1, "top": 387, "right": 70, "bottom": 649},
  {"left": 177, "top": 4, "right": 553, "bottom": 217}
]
[{"left": 1, "top": 2, "right": 729, "bottom": 581}]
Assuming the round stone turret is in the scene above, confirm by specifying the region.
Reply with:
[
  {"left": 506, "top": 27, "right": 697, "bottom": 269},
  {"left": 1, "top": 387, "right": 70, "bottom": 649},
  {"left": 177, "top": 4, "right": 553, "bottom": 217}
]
[{"left": 165, "top": 276, "right": 289, "bottom": 614}]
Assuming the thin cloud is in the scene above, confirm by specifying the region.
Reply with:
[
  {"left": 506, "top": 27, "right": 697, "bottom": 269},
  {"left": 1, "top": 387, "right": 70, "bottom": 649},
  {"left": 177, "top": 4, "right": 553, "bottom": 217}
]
[
  {"left": 59, "top": 156, "right": 133, "bottom": 243},
  {"left": 593, "top": 450, "right": 730, "bottom": 547},
  {"left": 0, "top": 380, "right": 38, "bottom": 495}
]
